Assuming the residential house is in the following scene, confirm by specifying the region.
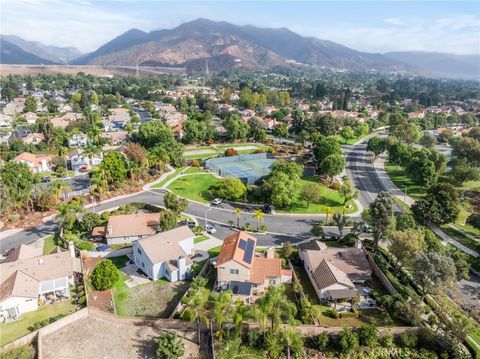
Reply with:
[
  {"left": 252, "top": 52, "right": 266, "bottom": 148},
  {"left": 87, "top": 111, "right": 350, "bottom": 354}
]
[
  {"left": 14, "top": 152, "right": 53, "bottom": 173},
  {"left": 50, "top": 113, "right": 82, "bottom": 129},
  {"left": 91, "top": 212, "right": 160, "bottom": 245},
  {"left": 21, "top": 132, "right": 44, "bottom": 145},
  {"left": 215, "top": 232, "right": 292, "bottom": 302},
  {"left": 299, "top": 241, "right": 372, "bottom": 303},
  {"left": 100, "top": 131, "right": 129, "bottom": 145},
  {"left": 0, "top": 244, "right": 75, "bottom": 321},
  {"left": 133, "top": 226, "right": 195, "bottom": 282},
  {"left": 264, "top": 105, "right": 277, "bottom": 115},
  {"left": 66, "top": 148, "right": 102, "bottom": 171},
  {"left": 108, "top": 108, "right": 130, "bottom": 129},
  {"left": 24, "top": 112, "right": 38, "bottom": 125},
  {"left": 68, "top": 133, "right": 89, "bottom": 148}
]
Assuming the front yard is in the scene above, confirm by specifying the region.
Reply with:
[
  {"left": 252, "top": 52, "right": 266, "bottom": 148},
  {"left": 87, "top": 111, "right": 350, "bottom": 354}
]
[
  {"left": 0, "top": 299, "right": 77, "bottom": 346},
  {"left": 167, "top": 173, "right": 219, "bottom": 203}
]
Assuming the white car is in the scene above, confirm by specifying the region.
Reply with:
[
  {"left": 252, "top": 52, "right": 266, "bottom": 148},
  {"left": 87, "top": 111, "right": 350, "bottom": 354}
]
[
  {"left": 211, "top": 198, "right": 222, "bottom": 205},
  {"left": 205, "top": 224, "right": 216, "bottom": 234}
]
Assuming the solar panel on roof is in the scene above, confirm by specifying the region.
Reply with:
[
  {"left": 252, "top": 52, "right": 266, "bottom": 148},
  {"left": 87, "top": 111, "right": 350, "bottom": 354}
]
[
  {"left": 238, "top": 239, "right": 247, "bottom": 250},
  {"left": 243, "top": 239, "right": 255, "bottom": 264}
]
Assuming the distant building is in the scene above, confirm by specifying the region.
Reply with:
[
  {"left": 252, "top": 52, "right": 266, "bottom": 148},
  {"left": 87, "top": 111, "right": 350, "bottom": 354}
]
[
  {"left": 21, "top": 132, "right": 44, "bottom": 145},
  {"left": 133, "top": 226, "right": 195, "bottom": 282},
  {"left": 13, "top": 152, "right": 53, "bottom": 173}
]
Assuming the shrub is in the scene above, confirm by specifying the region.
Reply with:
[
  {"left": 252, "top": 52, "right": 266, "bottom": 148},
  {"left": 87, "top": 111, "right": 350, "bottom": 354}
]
[
  {"left": 338, "top": 328, "right": 359, "bottom": 354},
  {"left": 100, "top": 211, "right": 110, "bottom": 221},
  {"left": 90, "top": 259, "right": 119, "bottom": 291},
  {"left": 224, "top": 148, "right": 238, "bottom": 157},
  {"left": 242, "top": 223, "right": 252, "bottom": 231},
  {"left": 358, "top": 324, "right": 378, "bottom": 347},
  {"left": 315, "top": 332, "right": 329, "bottom": 351},
  {"left": 8, "top": 214, "right": 20, "bottom": 223},
  {"left": 396, "top": 331, "right": 418, "bottom": 349},
  {"left": 466, "top": 213, "right": 480, "bottom": 229},
  {"left": 326, "top": 308, "right": 339, "bottom": 319},
  {"left": 191, "top": 159, "right": 201, "bottom": 167},
  {"left": 192, "top": 225, "right": 205, "bottom": 235},
  {"left": 206, "top": 139, "right": 214, "bottom": 146},
  {"left": 329, "top": 181, "right": 341, "bottom": 191},
  {"left": 75, "top": 240, "right": 95, "bottom": 251},
  {"left": 254, "top": 149, "right": 265, "bottom": 154},
  {"left": 155, "top": 331, "right": 185, "bottom": 359},
  {"left": 311, "top": 223, "right": 324, "bottom": 236},
  {"left": 37, "top": 192, "right": 59, "bottom": 211},
  {"left": 343, "top": 233, "right": 358, "bottom": 247},
  {"left": 258, "top": 224, "right": 267, "bottom": 233},
  {"left": 182, "top": 308, "right": 195, "bottom": 321},
  {"left": 0, "top": 344, "right": 36, "bottom": 359}
]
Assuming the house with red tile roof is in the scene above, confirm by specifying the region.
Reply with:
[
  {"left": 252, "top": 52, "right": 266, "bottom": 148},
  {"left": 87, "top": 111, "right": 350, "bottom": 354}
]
[
  {"left": 215, "top": 232, "right": 292, "bottom": 302},
  {"left": 13, "top": 152, "right": 53, "bottom": 173}
]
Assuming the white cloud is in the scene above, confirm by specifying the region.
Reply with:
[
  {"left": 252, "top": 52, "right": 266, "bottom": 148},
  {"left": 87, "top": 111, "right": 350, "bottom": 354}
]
[{"left": 383, "top": 18, "right": 405, "bottom": 26}]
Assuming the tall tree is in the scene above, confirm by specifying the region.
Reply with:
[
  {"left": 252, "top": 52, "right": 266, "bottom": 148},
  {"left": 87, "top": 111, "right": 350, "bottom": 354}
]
[
  {"left": 339, "top": 176, "right": 358, "bottom": 205},
  {"left": 1, "top": 162, "right": 33, "bottom": 212},
  {"left": 412, "top": 183, "right": 460, "bottom": 225},
  {"left": 368, "top": 192, "right": 394, "bottom": 251}
]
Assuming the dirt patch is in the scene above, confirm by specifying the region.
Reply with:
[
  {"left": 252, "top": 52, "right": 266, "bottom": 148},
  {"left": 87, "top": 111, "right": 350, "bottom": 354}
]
[
  {"left": 115, "top": 281, "right": 190, "bottom": 317},
  {"left": 82, "top": 256, "right": 113, "bottom": 313},
  {"left": 42, "top": 316, "right": 199, "bottom": 359}
]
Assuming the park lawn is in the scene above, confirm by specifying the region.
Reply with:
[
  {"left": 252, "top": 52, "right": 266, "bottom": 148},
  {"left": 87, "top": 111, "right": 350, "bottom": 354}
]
[
  {"left": 194, "top": 235, "right": 209, "bottom": 244},
  {"left": 440, "top": 225, "right": 480, "bottom": 254},
  {"left": 334, "top": 133, "right": 370, "bottom": 145},
  {"left": 167, "top": 174, "right": 219, "bottom": 203},
  {"left": 184, "top": 167, "right": 205, "bottom": 174},
  {"left": 277, "top": 177, "right": 358, "bottom": 214},
  {"left": 151, "top": 167, "right": 187, "bottom": 189},
  {"left": 183, "top": 153, "right": 218, "bottom": 160},
  {"left": 43, "top": 235, "right": 57, "bottom": 255},
  {"left": 0, "top": 300, "right": 77, "bottom": 345},
  {"left": 384, "top": 164, "right": 425, "bottom": 200}
]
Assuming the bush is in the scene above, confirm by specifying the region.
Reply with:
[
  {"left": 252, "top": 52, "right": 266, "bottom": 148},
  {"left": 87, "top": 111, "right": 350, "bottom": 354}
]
[
  {"left": 258, "top": 224, "right": 267, "bottom": 233},
  {"left": 224, "top": 148, "right": 238, "bottom": 157},
  {"left": 314, "top": 332, "right": 329, "bottom": 351},
  {"left": 326, "top": 308, "right": 339, "bottom": 319},
  {"left": 155, "top": 331, "right": 185, "bottom": 359},
  {"left": 311, "top": 223, "right": 324, "bottom": 236},
  {"left": 329, "top": 181, "right": 341, "bottom": 191},
  {"left": 90, "top": 259, "right": 119, "bottom": 291},
  {"left": 358, "top": 324, "right": 378, "bottom": 347},
  {"left": 37, "top": 192, "right": 59, "bottom": 211},
  {"left": 8, "top": 214, "right": 20, "bottom": 223},
  {"left": 466, "top": 213, "right": 480, "bottom": 229},
  {"left": 182, "top": 308, "right": 195, "bottom": 321},
  {"left": 242, "top": 223, "right": 252, "bottom": 231},
  {"left": 75, "top": 240, "right": 94, "bottom": 251},
  {"left": 0, "top": 344, "right": 36, "bottom": 359},
  {"left": 343, "top": 233, "right": 358, "bottom": 247},
  {"left": 100, "top": 211, "right": 110, "bottom": 221},
  {"left": 191, "top": 159, "right": 201, "bottom": 167},
  {"left": 396, "top": 331, "right": 418, "bottom": 349}
]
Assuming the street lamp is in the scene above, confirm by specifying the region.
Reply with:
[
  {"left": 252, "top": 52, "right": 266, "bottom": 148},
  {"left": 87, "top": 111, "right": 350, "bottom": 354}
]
[{"left": 205, "top": 207, "right": 211, "bottom": 226}]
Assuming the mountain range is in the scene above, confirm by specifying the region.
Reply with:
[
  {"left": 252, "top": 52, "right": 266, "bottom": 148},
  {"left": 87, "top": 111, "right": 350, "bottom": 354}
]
[{"left": 1, "top": 19, "right": 479, "bottom": 79}]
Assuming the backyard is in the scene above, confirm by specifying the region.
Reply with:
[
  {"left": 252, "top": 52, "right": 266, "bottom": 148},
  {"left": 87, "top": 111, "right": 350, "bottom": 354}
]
[
  {"left": 293, "top": 266, "right": 401, "bottom": 327},
  {"left": 0, "top": 299, "right": 77, "bottom": 346},
  {"left": 111, "top": 256, "right": 190, "bottom": 317}
]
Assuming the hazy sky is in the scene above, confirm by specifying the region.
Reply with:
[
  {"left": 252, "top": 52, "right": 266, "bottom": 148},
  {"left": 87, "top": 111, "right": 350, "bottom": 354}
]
[{"left": 1, "top": 0, "right": 479, "bottom": 55}]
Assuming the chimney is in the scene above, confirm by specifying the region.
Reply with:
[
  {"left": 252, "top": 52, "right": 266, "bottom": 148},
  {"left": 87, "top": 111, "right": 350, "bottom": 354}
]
[
  {"left": 68, "top": 241, "right": 76, "bottom": 257},
  {"left": 266, "top": 247, "right": 275, "bottom": 259},
  {"left": 107, "top": 225, "right": 112, "bottom": 235},
  {"left": 177, "top": 256, "right": 186, "bottom": 274},
  {"left": 38, "top": 258, "right": 44, "bottom": 265}
]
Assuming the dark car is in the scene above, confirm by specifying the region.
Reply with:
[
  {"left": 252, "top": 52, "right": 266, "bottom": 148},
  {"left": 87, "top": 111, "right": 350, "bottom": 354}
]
[
  {"left": 41, "top": 177, "right": 51, "bottom": 183},
  {"left": 179, "top": 220, "right": 196, "bottom": 228},
  {"left": 262, "top": 204, "right": 272, "bottom": 214}
]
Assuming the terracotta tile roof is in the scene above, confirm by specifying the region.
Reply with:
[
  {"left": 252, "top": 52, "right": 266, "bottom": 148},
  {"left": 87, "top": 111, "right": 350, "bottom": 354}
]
[
  {"left": 250, "top": 257, "right": 283, "bottom": 284},
  {"left": 13, "top": 152, "right": 53, "bottom": 168},
  {"left": 105, "top": 212, "right": 160, "bottom": 238},
  {"left": 91, "top": 226, "right": 106, "bottom": 237},
  {"left": 137, "top": 226, "right": 194, "bottom": 266},
  {"left": 216, "top": 231, "right": 257, "bottom": 269}
]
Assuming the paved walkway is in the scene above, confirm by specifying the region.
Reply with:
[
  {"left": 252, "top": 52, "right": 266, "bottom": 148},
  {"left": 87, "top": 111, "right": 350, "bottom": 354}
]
[{"left": 373, "top": 155, "right": 479, "bottom": 258}]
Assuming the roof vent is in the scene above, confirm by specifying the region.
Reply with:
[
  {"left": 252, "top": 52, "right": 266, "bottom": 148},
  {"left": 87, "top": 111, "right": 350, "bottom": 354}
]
[{"left": 38, "top": 258, "right": 44, "bottom": 264}]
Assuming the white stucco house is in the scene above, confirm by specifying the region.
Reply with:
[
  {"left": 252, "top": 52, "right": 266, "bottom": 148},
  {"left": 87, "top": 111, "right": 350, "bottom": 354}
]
[
  {"left": 132, "top": 226, "right": 195, "bottom": 282},
  {"left": 0, "top": 244, "right": 75, "bottom": 322},
  {"left": 66, "top": 148, "right": 102, "bottom": 171}
]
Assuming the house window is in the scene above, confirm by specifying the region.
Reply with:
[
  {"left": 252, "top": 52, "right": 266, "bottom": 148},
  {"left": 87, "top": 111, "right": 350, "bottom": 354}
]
[
  {"left": 142, "top": 262, "right": 145, "bottom": 268},
  {"left": 165, "top": 268, "right": 169, "bottom": 275},
  {"left": 268, "top": 279, "right": 276, "bottom": 285},
  {"left": 230, "top": 269, "right": 239, "bottom": 275},
  {"left": 137, "top": 248, "right": 142, "bottom": 255}
]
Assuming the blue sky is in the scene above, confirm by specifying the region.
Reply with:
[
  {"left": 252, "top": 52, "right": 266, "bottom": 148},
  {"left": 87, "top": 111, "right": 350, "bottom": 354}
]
[{"left": 1, "top": 1, "right": 479, "bottom": 55}]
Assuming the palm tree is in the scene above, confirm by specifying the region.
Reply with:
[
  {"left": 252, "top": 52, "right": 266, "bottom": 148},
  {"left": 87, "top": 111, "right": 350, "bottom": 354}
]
[
  {"left": 211, "top": 291, "right": 233, "bottom": 341},
  {"left": 234, "top": 207, "right": 241, "bottom": 229},
  {"left": 332, "top": 207, "right": 348, "bottom": 240},
  {"left": 253, "top": 209, "right": 264, "bottom": 231},
  {"left": 282, "top": 327, "right": 304, "bottom": 359},
  {"left": 49, "top": 180, "right": 72, "bottom": 199},
  {"left": 256, "top": 286, "right": 297, "bottom": 331},
  {"left": 325, "top": 207, "right": 333, "bottom": 225},
  {"left": 233, "top": 301, "right": 250, "bottom": 336}
]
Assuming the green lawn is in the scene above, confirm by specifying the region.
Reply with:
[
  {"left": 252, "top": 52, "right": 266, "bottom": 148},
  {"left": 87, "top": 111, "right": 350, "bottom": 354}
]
[
  {"left": 167, "top": 174, "right": 219, "bottom": 203},
  {"left": 208, "top": 245, "right": 221, "bottom": 257},
  {"left": 151, "top": 167, "right": 187, "bottom": 189},
  {"left": 0, "top": 300, "right": 77, "bottom": 345},
  {"left": 277, "top": 177, "right": 358, "bottom": 214},
  {"left": 43, "top": 235, "right": 56, "bottom": 255},
  {"left": 333, "top": 133, "right": 371, "bottom": 145},
  {"left": 194, "top": 235, "right": 209, "bottom": 244},
  {"left": 384, "top": 164, "right": 425, "bottom": 200},
  {"left": 440, "top": 225, "right": 480, "bottom": 255},
  {"left": 182, "top": 143, "right": 272, "bottom": 160}
]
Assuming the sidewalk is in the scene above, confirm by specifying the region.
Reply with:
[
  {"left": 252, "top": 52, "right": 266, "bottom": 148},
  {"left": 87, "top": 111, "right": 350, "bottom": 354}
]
[{"left": 373, "top": 155, "right": 479, "bottom": 258}]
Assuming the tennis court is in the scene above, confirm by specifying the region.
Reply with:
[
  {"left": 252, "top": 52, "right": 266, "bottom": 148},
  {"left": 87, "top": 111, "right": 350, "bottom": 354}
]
[{"left": 206, "top": 153, "right": 276, "bottom": 184}]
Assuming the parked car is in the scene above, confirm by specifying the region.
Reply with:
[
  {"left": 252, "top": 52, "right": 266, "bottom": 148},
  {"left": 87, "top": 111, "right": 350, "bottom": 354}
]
[
  {"left": 179, "top": 220, "right": 196, "bottom": 228},
  {"left": 96, "top": 244, "right": 110, "bottom": 252},
  {"left": 211, "top": 198, "right": 222, "bottom": 205},
  {"left": 262, "top": 204, "right": 272, "bottom": 214},
  {"left": 60, "top": 176, "right": 72, "bottom": 181},
  {"left": 79, "top": 166, "right": 89, "bottom": 173},
  {"left": 41, "top": 177, "right": 51, "bottom": 183},
  {"left": 205, "top": 223, "right": 216, "bottom": 234}
]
